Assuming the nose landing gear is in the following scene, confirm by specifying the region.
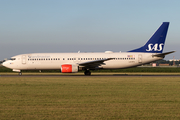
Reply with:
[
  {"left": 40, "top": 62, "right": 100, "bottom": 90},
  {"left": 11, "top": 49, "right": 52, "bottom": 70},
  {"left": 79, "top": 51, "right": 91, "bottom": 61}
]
[
  {"left": 84, "top": 70, "right": 91, "bottom": 75},
  {"left": 19, "top": 72, "right": 22, "bottom": 76}
]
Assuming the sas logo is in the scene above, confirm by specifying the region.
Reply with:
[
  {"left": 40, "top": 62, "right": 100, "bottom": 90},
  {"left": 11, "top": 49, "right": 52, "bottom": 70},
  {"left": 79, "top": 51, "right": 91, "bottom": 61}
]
[{"left": 146, "top": 43, "right": 164, "bottom": 51}]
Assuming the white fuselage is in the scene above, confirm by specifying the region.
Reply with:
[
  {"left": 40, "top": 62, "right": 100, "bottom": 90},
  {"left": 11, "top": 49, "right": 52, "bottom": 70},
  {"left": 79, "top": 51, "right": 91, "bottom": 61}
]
[
  {"left": 2, "top": 52, "right": 162, "bottom": 72},
  {"left": 1, "top": 22, "right": 172, "bottom": 75}
]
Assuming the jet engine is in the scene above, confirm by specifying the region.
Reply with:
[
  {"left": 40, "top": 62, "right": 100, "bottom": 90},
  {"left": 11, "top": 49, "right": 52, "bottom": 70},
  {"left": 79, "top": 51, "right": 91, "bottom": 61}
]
[{"left": 61, "top": 64, "right": 78, "bottom": 73}]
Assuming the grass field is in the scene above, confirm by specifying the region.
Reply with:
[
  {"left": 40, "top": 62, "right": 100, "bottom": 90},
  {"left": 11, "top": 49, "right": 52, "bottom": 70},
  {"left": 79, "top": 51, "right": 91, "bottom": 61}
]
[{"left": 0, "top": 76, "right": 180, "bottom": 119}]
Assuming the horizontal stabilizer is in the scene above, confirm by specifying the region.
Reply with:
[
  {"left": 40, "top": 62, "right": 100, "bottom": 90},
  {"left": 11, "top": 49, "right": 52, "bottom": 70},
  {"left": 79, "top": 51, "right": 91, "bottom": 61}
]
[{"left": 152, "top": 51, "right": 175, "bottom": 57}]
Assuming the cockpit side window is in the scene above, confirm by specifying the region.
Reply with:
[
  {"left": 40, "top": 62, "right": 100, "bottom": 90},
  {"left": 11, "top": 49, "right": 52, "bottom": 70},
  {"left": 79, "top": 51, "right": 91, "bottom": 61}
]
[{"left": 10, "top": 58, "right": 16, "bottom": 60}]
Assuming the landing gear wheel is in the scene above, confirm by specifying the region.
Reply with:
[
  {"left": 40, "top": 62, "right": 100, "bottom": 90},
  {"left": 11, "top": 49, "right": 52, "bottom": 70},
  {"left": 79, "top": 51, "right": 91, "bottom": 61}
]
[
  {"left": 84, "top": 70, "right": 91, "bottom": 76},
  {"left": 19, "top": 72, "right": 22, "bottom": 76}
]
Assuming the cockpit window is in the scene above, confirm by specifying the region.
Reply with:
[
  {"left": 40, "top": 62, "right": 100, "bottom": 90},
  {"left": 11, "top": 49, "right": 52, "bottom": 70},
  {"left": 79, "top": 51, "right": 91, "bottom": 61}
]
[
  {"left": 10, "top": 58, "right": 16, "bottom": 60},
  {"left": 0, "top": 60, "right": 4, "bottom": 64},
  {"left": 0, "top": 58, "right": 16, "bottom": 64}
]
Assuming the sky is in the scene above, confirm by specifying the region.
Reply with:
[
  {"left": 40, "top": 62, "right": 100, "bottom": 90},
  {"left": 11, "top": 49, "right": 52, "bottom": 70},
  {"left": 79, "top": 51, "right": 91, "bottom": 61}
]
[{"left": 0, "top": 0, "right": 180, "bottom": 60}]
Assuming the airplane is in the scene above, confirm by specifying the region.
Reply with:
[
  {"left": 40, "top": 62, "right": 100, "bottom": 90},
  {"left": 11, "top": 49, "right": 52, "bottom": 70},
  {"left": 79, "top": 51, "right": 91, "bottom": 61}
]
[{"left": 1, "top": 22, "right": 175, "bottom": 75}]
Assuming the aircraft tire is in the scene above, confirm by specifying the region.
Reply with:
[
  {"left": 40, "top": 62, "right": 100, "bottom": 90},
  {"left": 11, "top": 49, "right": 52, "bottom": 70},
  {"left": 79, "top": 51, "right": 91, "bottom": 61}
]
[{"left": 84, "top": 71, "right": 91, "bottom": 75}]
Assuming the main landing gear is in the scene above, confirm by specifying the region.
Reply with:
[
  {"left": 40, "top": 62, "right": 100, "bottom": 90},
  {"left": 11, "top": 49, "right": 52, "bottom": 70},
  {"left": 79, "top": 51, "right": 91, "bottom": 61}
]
[{"left": 84, "top": 70, "right": 91, "bottom": 75}]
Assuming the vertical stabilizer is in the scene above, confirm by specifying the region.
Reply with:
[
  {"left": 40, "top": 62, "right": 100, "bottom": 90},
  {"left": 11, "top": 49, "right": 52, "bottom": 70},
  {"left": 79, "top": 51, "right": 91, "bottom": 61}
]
[{"left": 128, "top": 22, "right": 169, "bottom": 53}]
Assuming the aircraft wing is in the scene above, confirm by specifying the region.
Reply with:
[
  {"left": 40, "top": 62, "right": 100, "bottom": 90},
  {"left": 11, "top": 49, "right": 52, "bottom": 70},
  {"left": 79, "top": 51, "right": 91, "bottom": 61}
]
[
  {"left": 152, "top": 51, "right": 175, "bottom": 57},
  {"left": 79, "top": 58, "right": 113, "bottom": 69}
]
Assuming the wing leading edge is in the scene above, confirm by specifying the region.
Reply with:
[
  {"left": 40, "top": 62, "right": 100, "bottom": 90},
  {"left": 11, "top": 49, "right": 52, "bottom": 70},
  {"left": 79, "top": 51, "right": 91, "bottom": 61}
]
[{"left": 79, "top": 58, "right": 114, "bottom": 69}]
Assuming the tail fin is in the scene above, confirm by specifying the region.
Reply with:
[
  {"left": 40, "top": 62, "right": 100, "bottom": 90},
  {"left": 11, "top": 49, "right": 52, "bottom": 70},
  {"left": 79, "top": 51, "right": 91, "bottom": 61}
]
[{"left": 128, "top": 22, "right": 169, "bottom": 53}]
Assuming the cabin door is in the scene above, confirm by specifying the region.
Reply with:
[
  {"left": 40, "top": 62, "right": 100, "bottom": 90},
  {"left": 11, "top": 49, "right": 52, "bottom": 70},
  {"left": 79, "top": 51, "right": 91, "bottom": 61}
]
[
  {"left": 22, "top": 55, "right": 26, "bottom": 64},
  {"left": 138, "top": 54, "right": 142, "bottom": 63}
]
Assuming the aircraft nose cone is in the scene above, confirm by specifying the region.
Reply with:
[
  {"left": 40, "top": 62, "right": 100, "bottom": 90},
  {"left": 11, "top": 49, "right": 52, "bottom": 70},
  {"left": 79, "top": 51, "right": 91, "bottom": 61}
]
[
  {"left": 2, "top": 61, "right": 10, "bottom": 68},
  {"left": 2, "top": 62, "right": 7, "bottom": 67}
]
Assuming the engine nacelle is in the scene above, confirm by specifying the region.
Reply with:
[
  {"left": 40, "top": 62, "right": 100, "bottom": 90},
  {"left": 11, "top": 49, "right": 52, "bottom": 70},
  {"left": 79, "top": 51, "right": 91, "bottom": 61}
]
[{"left": 61, "top": 64, "right": 78, "bottom": 73}]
